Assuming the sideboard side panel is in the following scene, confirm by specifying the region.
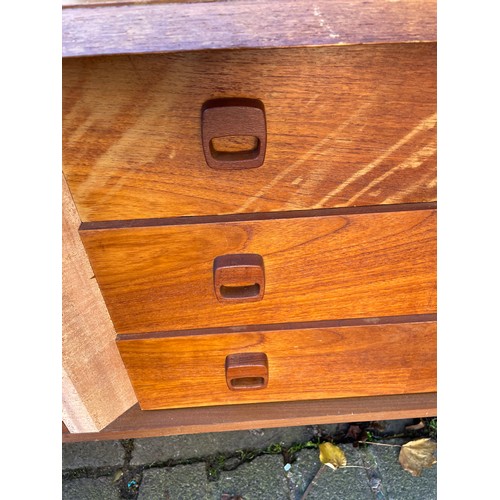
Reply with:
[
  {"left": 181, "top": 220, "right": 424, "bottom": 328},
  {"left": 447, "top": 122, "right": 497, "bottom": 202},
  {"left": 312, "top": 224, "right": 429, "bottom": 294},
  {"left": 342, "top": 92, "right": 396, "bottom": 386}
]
[{"left": 62, "top": 175, "right": 137, "bottom": 432}]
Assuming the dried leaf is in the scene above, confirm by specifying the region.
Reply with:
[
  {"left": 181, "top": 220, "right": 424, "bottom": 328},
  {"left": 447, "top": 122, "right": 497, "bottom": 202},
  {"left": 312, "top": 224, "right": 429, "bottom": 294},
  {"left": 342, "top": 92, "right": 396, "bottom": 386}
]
[
  {"left": 405, "top": 420, "right": 425, "bottom": 431},
  {"left": 345, "top": 425, "right": 362, "bottom": 441},
  {"left": 112, "top": 469, "right": 123, "bottom": 483},
  {"left": 319, "top": 442, "right": 347, "bottom": 470},
  {"left": 399, "top": 438, "right": 437, "bottom": 477}
]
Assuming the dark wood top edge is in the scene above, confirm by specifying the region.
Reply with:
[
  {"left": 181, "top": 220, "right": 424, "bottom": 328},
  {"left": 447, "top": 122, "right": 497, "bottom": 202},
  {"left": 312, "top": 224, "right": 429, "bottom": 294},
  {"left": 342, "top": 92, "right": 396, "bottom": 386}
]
[
  {"left": 62, "top": 393, "right": 437, "bottom": 442},
  {"left": 62, "top": 40, "right": 438, "bottom": 60},
  {"left": 117, "top": 313, "right": 437, "bottom": 341},
  {"left": 62, "top": 0, "right": 436, "bottom": 58},
  {"left": 80, "top": 202, "right": 437, "bottom": 231},
  {"left": 63, "top": 0, "right": 224, "bottom": 8}
]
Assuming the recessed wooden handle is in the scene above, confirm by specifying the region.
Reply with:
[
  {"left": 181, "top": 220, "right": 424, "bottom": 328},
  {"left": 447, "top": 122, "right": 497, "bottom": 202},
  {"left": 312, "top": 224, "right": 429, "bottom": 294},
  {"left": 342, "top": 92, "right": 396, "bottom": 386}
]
[
  {"left": 201, "top": 98, "right": 266, "bottom": 170},
  {"left": 225, "top": 352, "right": 268, "bottom": 391},
  {"left": 213, "top": 254, "right": 265, "bottom": 303}
]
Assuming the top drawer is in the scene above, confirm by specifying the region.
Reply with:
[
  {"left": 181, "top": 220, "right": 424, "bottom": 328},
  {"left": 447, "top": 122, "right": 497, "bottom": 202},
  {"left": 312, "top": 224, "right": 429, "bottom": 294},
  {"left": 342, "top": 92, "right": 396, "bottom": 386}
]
[{"left": 63, "top": 43, "right": 436, "bottom": 222}]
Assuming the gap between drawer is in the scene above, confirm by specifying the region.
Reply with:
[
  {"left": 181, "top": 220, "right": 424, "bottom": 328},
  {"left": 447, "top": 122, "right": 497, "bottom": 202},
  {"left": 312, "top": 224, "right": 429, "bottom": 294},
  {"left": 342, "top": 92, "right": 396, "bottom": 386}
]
[{"left": 80, "top": 201, "right": 437, "bottom": 231}]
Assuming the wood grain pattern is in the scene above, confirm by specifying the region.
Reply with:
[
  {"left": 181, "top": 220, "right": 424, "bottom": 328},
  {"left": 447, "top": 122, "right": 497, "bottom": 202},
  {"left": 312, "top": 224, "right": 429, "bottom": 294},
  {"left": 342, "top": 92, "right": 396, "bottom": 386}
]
[
  {"left": 63, "top": 43, "right": 436, "bottom": 221},
  {"left": 117, "top": 320, "right": 436, "bottom": 410},
  {"left": 62, "top": 393, "right": 437, "bottom": 442},
  {"left": 62, "top": 175, "right": 137, "bottom": 433},
  {"left": 80, "top": 208, "right": 436, "bottom": 334},
  {"left": 63, "top": 0, "right": 213, "bottom": 5},
  {"left": 62, "top": 0, "right": 436, "bottom": 57}
]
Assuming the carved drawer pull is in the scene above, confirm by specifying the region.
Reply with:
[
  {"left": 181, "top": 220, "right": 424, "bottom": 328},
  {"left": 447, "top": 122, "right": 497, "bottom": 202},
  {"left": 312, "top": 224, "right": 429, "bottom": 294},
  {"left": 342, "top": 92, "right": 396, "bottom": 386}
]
[
  {"left": 213, "top": 253, "right": 265, "bottom": 303},
  {"left": 201, "top": 98, "right": 267, "bottom": 170},
  {"left": 225, "top": 352, "right": 269, "bottom": 390}
]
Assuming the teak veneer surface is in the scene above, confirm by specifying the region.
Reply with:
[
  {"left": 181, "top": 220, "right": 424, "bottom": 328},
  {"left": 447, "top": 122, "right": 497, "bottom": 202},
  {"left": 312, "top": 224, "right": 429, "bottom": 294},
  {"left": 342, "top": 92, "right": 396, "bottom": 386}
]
[
  {"left": 62, "top": 0, "right": 436, "bottom": 57},
  {"left": 62, "top": 0, "right": 437, "bottom": 438},
  {"left": 80, "top": 208, "right": 436, "bottom": 334},
  {"left": 63, "top": 43, "right": 436, "bottom": 221},
  {"left": 117, "top": 319, "right": 436, "bottom": 410}
]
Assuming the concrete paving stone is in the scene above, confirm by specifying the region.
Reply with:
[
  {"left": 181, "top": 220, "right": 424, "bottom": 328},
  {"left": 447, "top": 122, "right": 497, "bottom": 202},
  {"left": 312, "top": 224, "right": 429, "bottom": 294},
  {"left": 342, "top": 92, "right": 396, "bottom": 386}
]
[
  {"left": 62, "top": 440, "right": 125, "bottom": 469},
  {"left": 138, "top": 463, "right": 212, "bottom": 500},
  {"left": 62, "top": 476, "right": 121, "bottom": 500},
  {"left": 213, "top": 454, "right": 289, "bottom": 500},
  {"left": 356, "top": 443, "right": 384, "bottom": 499},
  {"left": 131, "top": 426, "right": 315, "bottom": 465},
  {"left": 285, "top": 449, "right": 322, "bottom": 499},
  {"left": 366, "top": 439, "right": 437, "bottom": 500},
  {"left": 286, "top": 444, "right": 373, "bottom": 500}
]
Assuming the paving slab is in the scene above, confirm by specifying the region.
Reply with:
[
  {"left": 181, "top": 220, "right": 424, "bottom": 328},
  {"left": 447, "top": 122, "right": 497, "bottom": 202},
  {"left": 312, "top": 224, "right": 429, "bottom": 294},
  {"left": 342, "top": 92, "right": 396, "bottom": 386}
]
[
  {"left": 62, "top": 440, "right": 125, "bottom": 469},
  {"left": 365, "top": 439, "right": 437, "bottom": 500},
  {"left": 138, "top": 463, "right": 212, "bottom": 500},
  {"left": 131, "top": 426, "right": 316, "bottom": 465},
  {"left": 286, "top": 444, "right": 372, "bottom": 500},
  {"left": 61, "top": 420, "right": 437, "bottom": 500},
  {"left": 62, "top": 476, "right": 121, "bottom": 500},
  {"left": 285, "top": 448, "right": 322, "bottom": 499},
  {"left": 213, "top": 454, "right": 289, "bottom": 500}
]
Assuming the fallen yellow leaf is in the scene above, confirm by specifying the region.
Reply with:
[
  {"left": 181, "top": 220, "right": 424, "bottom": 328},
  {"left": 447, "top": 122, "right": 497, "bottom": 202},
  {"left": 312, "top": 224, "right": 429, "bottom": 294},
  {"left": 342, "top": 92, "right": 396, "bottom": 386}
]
[
  {"left": 319, "top": 442, "right": 347, "bottom": 470},
  {"left": 399, "top": 438, "right": 437, "bottom": 477},
  {"left": 112, "top": 469, "right": 123, "bottom": 483}
]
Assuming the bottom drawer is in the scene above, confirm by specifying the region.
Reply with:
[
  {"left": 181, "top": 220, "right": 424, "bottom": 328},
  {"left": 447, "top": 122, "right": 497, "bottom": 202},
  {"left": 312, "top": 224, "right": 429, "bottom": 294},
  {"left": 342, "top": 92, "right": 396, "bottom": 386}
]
[{"left": 117, "top": 317, "right": 436, "bottom": 410}]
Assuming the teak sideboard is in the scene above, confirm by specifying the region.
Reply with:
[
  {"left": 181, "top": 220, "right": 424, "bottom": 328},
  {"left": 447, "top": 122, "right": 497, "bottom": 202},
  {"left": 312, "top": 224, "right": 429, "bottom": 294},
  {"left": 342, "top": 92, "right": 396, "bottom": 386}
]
[{"left": 62, "top": 0, "right": 436, "bottom": 442}]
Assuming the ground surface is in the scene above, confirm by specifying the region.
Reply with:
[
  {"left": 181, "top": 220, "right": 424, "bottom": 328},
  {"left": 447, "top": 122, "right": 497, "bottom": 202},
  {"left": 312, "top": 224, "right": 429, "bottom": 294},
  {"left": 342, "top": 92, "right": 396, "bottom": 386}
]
[{"left": 62, "top": 418, "right": 437, "bottom": 499}]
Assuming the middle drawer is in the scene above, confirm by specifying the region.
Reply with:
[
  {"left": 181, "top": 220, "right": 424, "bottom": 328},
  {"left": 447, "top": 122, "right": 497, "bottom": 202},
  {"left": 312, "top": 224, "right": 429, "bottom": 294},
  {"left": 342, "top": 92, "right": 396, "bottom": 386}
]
[{"left": 80, "top": 206, "right": 436, "bottom": 334}]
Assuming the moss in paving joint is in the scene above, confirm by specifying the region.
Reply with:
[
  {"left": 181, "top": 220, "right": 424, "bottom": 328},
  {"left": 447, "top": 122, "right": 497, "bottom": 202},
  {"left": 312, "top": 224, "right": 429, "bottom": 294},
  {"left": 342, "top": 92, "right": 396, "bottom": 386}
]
[
  {"left": 206, "top": 453, "right": 229, "bottom": 481},
  {"left": 283, "top": 440, "right": 319, "bottom": 464},
  {"left": 120, "top": 439, "right": 135, "bottom": 463},
  {"left": 115, "top": 439, "right": 144, "bottom": 499},
  {"left": 205, "top": 442, "right": 293, "bottom": 482},
  {"left": 62, "top": 465, "right": 120, "bottom": 481},
  {"left": 204, "top": 439, "right": 321, "bottom": 482},
  {"left": 236, "top": 449, "right": 257, "bottom": 462},
  {"left": 206, "top": 449, "right": 260, "bottom": 481},
  {"left": 264, "top": 442, "right": 283, "bottom": 454},
  {"left": 142, "top": 456, "right": 202, "bottom": 470}
]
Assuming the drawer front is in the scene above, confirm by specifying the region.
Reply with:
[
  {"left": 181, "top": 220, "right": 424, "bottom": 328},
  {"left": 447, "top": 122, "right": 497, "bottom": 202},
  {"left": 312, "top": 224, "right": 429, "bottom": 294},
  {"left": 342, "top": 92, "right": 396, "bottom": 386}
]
[
  {"left": 117, "top": 319, "right": 436, "bottom": 410},
  {"left": 80, "top": 208, "right": 436, "bottom": 334},
  {"left": 63, "top": 43, "right": 436, "bottom": 221}
]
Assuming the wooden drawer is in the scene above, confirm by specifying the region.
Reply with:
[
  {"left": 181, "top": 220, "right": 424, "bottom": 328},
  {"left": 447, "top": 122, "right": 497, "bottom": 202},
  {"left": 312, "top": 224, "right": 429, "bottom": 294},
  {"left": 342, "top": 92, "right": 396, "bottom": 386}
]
[
  {"left": 63, "top": 42, "right": 436, "bottom": 221},
  {"left": 117, "top": 318, "right": 436, "bottom": 410},
  {"left": 80, "top": 206, "right": 436, "bottom": 334}
]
